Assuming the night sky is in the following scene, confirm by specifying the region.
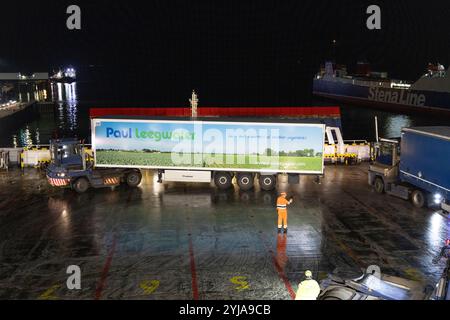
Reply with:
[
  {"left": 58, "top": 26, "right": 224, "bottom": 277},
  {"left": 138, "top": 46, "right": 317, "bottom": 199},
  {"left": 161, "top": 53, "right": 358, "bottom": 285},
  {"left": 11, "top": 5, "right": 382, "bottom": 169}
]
[{"left": 2, "top": 0, "right": 450, "bottom": 104}]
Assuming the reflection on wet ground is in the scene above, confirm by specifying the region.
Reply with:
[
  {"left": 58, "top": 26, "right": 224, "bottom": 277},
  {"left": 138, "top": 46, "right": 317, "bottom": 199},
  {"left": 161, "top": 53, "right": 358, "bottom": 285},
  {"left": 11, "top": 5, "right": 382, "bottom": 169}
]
[{"left": 0, "top": 164, "right": 447, "bottom": 299}]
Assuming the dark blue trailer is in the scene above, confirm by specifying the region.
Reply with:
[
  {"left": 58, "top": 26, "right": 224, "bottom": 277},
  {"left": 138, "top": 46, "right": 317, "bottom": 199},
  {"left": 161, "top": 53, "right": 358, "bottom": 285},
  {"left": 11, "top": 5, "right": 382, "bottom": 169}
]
[
  {"left": 400, "top": 127, "right": 450, "bottom": 205},
  {"left": 369, "top": 126, "right": 450, "bottom": 211}
]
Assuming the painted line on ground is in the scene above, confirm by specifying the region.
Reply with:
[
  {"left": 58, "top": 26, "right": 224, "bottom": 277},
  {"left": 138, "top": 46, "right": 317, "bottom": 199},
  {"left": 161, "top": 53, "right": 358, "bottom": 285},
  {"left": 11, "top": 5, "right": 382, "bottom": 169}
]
[
  {"left": 94, "top": 191, "right": 134, "bottom": 299},
  {"left": 95, "top": 235, "right": 117, "bottom": 300},
  {"left": 245, "top": 207, "right": 296, "bottom": 299},
  {"left": 250, "top": 223, "right": 296, "bottom": 299},
  {"left": 38, "top": 284, "right": 61, "bottom": 300},
  {"left": 268, "top": 246, "right": 296, "bottom": 300},
  {"left": 188, "top": 232, "right": 199, "bottom": 300}
]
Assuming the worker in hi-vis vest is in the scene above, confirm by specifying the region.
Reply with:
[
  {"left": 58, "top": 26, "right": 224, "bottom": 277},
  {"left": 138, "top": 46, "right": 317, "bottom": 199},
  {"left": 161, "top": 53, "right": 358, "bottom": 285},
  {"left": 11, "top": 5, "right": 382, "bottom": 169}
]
[
  {"left": 276, "top": 192, "right": 293, "bottom": 233},
  {"left": 295, "top": 270, "right": 321, "bottom": 300}
]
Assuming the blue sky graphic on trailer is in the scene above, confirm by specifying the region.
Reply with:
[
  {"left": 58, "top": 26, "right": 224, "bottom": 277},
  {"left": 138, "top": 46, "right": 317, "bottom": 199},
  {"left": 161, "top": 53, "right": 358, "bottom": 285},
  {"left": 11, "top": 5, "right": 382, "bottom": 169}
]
[{"left": 94, "top": 120, "right": 324, "bottom": 155}]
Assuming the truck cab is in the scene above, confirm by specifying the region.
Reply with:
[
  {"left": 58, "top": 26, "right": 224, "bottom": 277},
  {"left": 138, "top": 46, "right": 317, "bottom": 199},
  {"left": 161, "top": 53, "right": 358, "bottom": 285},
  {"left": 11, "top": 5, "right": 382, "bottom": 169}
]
[
  {"left": 49, "top": 138, "right": 86, "bottom": 170},
  {"left": 369, "top": 127, "right": 450, "bottom": 211},
  {"left": 369, "top": 137, "right": 429, "bottom": 208},
  {"left": 368, "top": 138, "right": 406, "bottom": 196},
  {"left": 46, "top": 139, "right": 142, "bottom": 193}
]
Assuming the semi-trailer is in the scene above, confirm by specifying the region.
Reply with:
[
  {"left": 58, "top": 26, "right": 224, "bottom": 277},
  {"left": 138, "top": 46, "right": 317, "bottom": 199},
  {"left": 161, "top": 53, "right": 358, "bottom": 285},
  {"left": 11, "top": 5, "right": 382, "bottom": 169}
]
[
  {"left": 369, "top": 126, "right": 450, "bottom": 212},
  {"left": 46, "top": 117, "right": 326, "bottom": 193}
]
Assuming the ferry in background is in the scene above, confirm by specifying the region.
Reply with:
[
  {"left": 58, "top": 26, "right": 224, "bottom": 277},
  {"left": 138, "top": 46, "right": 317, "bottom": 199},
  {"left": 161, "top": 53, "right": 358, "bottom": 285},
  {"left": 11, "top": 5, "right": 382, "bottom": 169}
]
[
  {"left": 313, "top": 61, "right": 450, "bottom": 114},
  {"left": 50, "top": 67, "right": 76, "bottom": 83}
]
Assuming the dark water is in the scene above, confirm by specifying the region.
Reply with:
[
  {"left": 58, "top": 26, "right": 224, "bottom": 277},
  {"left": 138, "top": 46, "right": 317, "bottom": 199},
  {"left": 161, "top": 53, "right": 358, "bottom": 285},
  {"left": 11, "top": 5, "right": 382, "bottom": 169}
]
[
  {"left": 1, "top": 80, "right": 450, "bottom": 147},
  {"left": 338, "top": 105, "right": 450, "bottom": 141}
]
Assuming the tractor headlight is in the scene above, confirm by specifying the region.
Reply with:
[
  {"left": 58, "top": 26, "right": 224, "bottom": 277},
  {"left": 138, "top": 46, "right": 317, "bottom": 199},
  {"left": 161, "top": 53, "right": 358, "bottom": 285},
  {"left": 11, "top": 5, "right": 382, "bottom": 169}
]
[{"left": 433, "top": 193, "right": 442, "bottom": 204}]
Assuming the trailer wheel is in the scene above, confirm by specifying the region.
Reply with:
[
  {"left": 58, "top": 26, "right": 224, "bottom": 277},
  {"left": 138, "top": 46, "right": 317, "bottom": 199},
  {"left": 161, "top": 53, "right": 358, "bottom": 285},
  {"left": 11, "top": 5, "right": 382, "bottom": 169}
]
[
  {"left": 73, "top": 177, "right": 89, "bottom": 193},
  {"left": 373, "top": 177, "right": 385, "bottom": 194},
  {"left": 214, "top": 172, "right": 233, "bottom": 190},
  {"left": 411, "top": 190, "right": 426, "bottom": 208},
  {"left": 236, "top": 173, "right": 254, "bottom": 191},
  {"left": 259, "top": 175, "right": 277, "bottom": 191},
  {"left": 126, "top": 170, "right": 142, "bottom": 187}
]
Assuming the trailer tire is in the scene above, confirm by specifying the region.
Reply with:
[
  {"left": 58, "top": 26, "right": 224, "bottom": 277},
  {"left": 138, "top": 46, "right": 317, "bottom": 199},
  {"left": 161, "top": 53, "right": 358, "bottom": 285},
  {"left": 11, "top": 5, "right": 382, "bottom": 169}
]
[
  {"left": 374, "top": 177, "right": 385, "bottom": 194},
  {"left": 214, "top": 172, "right": 233, "bottom": 190},
  {"left": 126, "top": 170, "right": 142, "bottom": 187},
  {"left": 411, "top": 190, "right": 426, "bottom": 208},
  {"left": 73, "top": 177, "right": 89, "bottom": 193},
  {"left": 236, "top": 173, "right": 254, "bottom": 191},
  {"left": 259, "top": 175, "right": 277, "bottom": 191}
]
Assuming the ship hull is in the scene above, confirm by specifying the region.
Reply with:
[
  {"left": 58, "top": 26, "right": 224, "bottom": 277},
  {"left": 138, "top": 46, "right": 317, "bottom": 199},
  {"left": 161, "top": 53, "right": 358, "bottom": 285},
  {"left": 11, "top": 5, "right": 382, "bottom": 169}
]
[
  {"left": 313, "top": 78, "right": 450, "bottom": 114},
  {"left": 50, "top": 77, "right": 76, "bottom": 84}
]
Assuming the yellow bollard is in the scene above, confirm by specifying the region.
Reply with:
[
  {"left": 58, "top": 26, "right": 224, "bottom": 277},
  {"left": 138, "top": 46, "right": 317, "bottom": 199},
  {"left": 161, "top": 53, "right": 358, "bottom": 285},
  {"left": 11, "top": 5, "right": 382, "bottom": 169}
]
[{"left": 20, "top": 152, "right": 25, "bottom": 171}]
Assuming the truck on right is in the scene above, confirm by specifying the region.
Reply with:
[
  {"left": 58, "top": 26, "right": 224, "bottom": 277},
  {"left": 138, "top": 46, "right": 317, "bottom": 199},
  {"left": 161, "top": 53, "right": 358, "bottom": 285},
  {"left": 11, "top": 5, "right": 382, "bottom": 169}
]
[{"left": 369, "top": 126, "right": 450, "bottom": 212}]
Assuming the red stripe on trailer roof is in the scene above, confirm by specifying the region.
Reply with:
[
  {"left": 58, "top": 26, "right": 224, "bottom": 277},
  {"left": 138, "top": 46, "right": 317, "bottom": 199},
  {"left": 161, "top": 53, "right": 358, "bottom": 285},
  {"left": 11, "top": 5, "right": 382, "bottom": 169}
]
[{"left": 89, "top": 106, "right": 341, "bottom": 118}]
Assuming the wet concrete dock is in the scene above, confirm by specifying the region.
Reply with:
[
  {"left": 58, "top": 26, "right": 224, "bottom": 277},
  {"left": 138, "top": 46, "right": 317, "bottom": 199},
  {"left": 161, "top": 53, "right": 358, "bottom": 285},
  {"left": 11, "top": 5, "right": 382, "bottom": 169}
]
[{"left": 0, "top": 164, "right": 447, "bottom": 299}]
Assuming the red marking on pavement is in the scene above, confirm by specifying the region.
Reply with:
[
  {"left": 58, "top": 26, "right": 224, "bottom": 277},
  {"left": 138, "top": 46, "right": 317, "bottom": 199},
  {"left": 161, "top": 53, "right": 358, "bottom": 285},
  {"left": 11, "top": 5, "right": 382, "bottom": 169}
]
[
  {"left": 269, "top": 248, "right": 296, "bottom": 299},
  {"left": 94, "top": 191, "right": 132, "bottom": 300},
  {"left": 255, "top": 231, "right": 296, "bottom": 299},
  {"left": 247, "top": 209, "right": 295, "bottom": 299},
  {"left": 188, "top": 234, "right": 199, "bottom": 300},
  {"left": 95, "top": 236, "right": 117, "bottom": 300}
]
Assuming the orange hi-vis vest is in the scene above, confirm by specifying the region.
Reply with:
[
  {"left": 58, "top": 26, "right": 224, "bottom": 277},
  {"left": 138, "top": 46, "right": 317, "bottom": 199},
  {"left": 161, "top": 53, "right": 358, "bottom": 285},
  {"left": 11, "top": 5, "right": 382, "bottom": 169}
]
[{"left": 277, "top": 196, "right": 289, "bottom": 212}]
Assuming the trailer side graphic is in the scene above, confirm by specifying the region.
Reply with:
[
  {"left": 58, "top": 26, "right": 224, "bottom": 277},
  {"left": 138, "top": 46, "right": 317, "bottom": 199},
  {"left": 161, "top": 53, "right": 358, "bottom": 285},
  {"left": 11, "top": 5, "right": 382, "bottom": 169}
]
[{"left": 92, "top": 119, "right": 325, "bottom": 174}]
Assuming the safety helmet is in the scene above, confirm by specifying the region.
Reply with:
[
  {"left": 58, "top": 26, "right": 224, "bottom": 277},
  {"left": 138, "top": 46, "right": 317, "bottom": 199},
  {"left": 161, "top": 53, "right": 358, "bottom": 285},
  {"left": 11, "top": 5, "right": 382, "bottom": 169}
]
[
  {"left": 280, "top": 192, "right": 287, "bottom": 196},
  {"left": 305, "top": 270, "right": 313, "bottom": 278}
]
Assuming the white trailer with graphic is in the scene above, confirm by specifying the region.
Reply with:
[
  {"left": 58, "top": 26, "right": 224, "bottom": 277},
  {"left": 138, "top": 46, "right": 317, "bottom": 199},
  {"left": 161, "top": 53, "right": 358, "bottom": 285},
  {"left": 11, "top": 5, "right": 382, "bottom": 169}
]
[{"left": 90, "top": 117, "right": 325, "bottom": 191}]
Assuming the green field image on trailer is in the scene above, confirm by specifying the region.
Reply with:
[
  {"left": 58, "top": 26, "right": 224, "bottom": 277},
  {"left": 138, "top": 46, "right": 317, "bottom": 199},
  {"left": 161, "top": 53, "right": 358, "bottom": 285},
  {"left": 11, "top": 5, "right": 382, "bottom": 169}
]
[
  {"left": 96, "top": 150, "right": 323, "bottom": 171},
  {"left": 93, "top": 120, "right": 325, "bottom": 173}
]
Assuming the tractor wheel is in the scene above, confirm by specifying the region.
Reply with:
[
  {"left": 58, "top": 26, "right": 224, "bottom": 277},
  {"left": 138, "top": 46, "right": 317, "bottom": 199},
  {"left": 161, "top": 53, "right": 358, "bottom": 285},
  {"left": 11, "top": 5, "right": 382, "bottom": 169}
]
[
  {"left": 411, "top": 189, "right": 426, "bottom": 208},
  {"left": 73, "top": 177, "right": 89, "bottom": 193},
  {"left": 374, "top": 177, "right": 385, "bottom": 194},
  {"left": 126, "top": 170, "right": 142, "bottom": 187}
]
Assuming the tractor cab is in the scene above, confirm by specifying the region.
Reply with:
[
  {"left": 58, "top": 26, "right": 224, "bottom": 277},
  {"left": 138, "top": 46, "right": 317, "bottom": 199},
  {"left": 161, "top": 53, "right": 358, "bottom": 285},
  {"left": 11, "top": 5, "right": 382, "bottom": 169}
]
[
  {"left": 373, "top": 138, "right": 401, "bottom": 167},
  {"left": 49, "top": 138, "right": 84, "bottom": 169},
  {"left": 46, "top": 138, "right": 142, "bottom": 193},
  {"left": 47, "top": 139, "right": 93, "bottom": 188},
  {"left": 368, "top": 138, "right": 401, "bottom": 194}
]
